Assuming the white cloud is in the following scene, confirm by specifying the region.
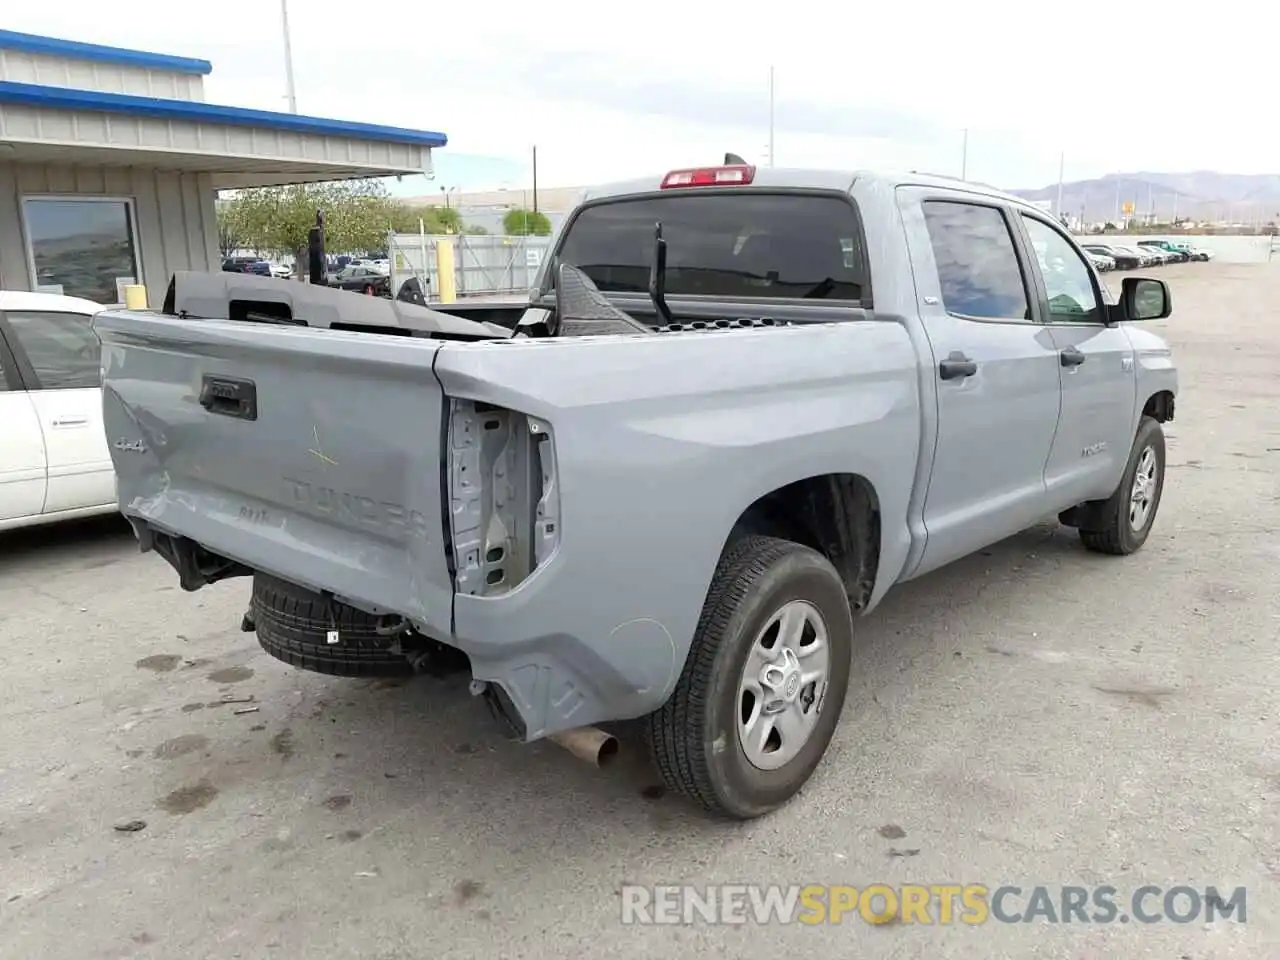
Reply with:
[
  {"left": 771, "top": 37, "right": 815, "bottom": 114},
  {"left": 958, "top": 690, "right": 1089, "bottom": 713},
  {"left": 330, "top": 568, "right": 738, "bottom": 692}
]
[{"left": 5, "top": 1, "right": 1272, "bottom": 190}]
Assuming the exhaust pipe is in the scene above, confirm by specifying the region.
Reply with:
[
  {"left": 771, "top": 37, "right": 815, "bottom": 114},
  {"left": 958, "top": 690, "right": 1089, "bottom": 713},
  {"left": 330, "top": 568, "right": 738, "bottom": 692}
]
[{"left": 546, "top": 725, "right": 619, "bottom": 767}]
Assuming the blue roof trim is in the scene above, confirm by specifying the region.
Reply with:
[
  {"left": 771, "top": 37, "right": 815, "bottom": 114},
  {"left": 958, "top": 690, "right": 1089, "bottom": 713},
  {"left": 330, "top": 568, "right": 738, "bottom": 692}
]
[
  {"left": 0, "top": 81, "right": 448, "bottom": 148},
  {"left": 0, "top": 30, "right": 213, "bottom": 76}
]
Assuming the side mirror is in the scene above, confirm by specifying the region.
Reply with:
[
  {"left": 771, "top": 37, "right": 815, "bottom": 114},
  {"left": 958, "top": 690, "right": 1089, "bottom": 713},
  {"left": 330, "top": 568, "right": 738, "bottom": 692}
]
[{"left": 1121, "top": 276, "right": 1171, "bottom": 321}]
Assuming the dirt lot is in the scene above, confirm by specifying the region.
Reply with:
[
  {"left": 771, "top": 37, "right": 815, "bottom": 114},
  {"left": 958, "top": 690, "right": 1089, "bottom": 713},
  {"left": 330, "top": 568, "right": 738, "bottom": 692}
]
[{"left": 1, "top": 261, "right": 1277, "bottom": 959}]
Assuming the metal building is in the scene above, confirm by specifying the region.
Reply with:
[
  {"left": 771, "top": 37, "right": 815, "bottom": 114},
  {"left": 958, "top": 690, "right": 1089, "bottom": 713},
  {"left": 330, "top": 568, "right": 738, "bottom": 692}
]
[{"left": 0, "top": 29, "right": 447, "bottom": 305}]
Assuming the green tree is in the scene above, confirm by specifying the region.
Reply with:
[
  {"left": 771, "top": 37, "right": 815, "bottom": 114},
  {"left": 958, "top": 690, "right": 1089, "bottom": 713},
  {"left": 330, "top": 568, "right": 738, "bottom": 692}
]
[
  {"left": 219, "top": 179, "right": 413, "bottom": 274},
  {"left": 392, "top": 204, "right": 462, "bottom": 235},
  {"left": 214, "top": 200, "right": 244, "bottom": 258},
  {"left": 503, "top": 208, "right": 552, "bottom": 236}
]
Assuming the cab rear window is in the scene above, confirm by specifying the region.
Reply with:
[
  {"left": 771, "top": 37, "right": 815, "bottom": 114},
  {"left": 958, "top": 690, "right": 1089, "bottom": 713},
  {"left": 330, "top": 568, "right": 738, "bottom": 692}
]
[{"left": 554, "top": 192, "right": 867, "bottom": 301}]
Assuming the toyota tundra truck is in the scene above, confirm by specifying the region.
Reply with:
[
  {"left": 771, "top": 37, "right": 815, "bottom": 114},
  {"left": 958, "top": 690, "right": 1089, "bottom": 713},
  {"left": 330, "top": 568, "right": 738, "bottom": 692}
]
[{"left": 96, "top": 163, "right": 1178, "bottom": 819}]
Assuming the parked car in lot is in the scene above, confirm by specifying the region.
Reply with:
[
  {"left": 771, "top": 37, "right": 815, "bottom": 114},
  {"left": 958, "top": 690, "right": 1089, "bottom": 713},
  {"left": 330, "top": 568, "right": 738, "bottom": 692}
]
[
  {"left": 1117, "top": 244, "right": 1161, "bottom": 267},
  {"left": 97, "top": 166, "right": 1177, "bottom": 819},
  {"left": 1138, "top": 240, "right": 1188, "bottom": 264},
  {"left": 1086, "top": 250, "right": 1116, "bottom": 272},
  {"left": 0, "top": 291, "right": 116, "bottom": 532},
  {"left": 1137, "top": 241, "right": 1183, "bottom": 264},
  {"left": 222, "top": 257, "right": 273, "bottom": 276},
  {"left": 1152, "top": 239, "right": 1210, "bottom": 262},
  {"left": 1177, "top": 241, "right": 1212, "bottom": 261},
  {"left": 328, "top": 264, "right": 392, "bottom": 296},
  {"left": 1083, "top": 243, "right": 1140, "bottom": 270}
]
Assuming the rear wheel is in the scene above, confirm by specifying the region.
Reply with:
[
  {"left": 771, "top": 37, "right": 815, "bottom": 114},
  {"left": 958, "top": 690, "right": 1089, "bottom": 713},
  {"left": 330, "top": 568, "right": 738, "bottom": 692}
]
[{"left": 645, "top": 536, "right": 853, "bottom": 819}]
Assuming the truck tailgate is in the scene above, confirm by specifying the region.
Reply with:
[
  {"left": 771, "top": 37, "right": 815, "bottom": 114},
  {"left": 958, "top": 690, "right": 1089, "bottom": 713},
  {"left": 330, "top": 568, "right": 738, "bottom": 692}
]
[{"left": 96, "top": 311, "right": 454, "bottom": 635}]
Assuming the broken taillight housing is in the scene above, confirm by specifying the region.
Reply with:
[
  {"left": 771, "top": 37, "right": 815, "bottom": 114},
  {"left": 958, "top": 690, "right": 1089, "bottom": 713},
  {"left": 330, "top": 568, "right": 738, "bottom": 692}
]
[{"left": 447, "top": 399, "right": 561, "bottom": 597}]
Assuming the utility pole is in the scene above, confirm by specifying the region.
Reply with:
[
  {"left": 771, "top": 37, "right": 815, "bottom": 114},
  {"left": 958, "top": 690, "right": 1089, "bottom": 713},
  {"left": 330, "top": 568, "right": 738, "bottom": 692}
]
[
  {"left": 1055, "top": 151, "right": 1065, "bottom": 219},
  {"left": 961, "top": 128, "right": 968, "bottom": 180},
  {"left": 280, "top": 0, "right": 298, "bottom": 113},
  {"left": 768, "top": 65, "right": 775, "bottom": 167},
  {"left": 532, "top": 145, "right": 539, "bottom": 214}
]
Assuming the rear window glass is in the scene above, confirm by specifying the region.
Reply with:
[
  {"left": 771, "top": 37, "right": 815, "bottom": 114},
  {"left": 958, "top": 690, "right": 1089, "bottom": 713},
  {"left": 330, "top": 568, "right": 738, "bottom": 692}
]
[{"left": 554, "top": 192, "right": 867, "bottom": 301}]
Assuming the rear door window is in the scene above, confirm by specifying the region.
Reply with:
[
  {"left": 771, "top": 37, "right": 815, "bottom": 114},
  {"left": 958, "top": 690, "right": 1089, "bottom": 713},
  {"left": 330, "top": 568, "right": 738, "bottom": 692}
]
[
  {"left": 921, "top": 201, "right": 1030, "bottom": 321},
  {"left": 4, "top": 311, "right": 102, "bottom": 389},
  {"left": 0, "top": 331, "right": 19, "bottom": 391},
  {"left": 555, "top": 192, "right": 867, "bottom": 301}
]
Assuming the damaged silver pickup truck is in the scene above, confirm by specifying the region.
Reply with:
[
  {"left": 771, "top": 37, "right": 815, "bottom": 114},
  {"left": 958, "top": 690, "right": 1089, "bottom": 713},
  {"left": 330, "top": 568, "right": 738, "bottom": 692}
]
[{"left": 97, "top": 164, "right": 1177, "bottom": 819}]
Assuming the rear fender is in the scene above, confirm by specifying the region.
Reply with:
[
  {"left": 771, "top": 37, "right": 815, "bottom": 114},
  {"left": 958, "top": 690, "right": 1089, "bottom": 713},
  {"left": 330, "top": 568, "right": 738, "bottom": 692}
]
[{"left": 432, "top": 323, "right": 921, "bottom": 733}]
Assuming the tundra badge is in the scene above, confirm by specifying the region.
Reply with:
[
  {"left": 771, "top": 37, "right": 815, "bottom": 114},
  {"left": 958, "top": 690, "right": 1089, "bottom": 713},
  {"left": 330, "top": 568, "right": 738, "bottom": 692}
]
[{"left": 114, "top": 438, "right": 148, "bottom": 454}]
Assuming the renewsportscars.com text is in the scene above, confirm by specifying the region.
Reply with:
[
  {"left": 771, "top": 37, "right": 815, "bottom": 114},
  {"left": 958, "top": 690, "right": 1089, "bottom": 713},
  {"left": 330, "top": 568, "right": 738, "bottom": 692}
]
[{"left": 620, "top": 884, "right": 1247, "bottom": 926}]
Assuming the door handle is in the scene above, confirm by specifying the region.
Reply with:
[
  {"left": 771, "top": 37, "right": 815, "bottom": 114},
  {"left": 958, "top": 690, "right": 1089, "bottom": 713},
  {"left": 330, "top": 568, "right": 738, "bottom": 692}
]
[
  {"left": 938, "top": 351, "right": 978, "bottom": 381},
  {"left": 1060, "top": 347, "right": 1087, "bottom": 367},
  {"left": 51, "top": 415, "right": 89, "bottom": 427},
  {"left": 199, "top": 375, "right": 258, "bottom": 421}
]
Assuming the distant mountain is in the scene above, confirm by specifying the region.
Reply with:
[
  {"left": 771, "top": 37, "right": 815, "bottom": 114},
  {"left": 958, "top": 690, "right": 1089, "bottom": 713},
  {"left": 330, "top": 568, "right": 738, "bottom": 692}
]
[{"left": 1010, "top": 172, "right": 1280, "bottom": 224}]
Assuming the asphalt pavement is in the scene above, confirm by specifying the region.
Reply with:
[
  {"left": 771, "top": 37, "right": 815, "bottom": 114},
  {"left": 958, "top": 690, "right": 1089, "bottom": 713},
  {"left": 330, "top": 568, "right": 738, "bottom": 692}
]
[{"left": 1, "top": 261, "right": 1277, "bottom": 959}]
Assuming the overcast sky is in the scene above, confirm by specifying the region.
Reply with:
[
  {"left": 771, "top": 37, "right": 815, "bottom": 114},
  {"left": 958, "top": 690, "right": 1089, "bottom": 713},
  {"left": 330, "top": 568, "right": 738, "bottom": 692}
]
[{"left": 7, "top": 3, "right": 1272, "bottom": 195}]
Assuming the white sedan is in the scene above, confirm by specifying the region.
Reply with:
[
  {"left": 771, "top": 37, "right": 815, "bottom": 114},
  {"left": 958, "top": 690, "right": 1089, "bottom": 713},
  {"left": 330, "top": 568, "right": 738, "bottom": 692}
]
[{"left": 0, "top": 290, "right": 117, "bottom": 532}]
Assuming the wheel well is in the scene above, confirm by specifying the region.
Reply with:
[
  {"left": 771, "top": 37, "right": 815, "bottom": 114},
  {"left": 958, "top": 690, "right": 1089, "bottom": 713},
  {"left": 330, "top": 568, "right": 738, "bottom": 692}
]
[
  {"left": 730, "top": 474, "right": 880, "bottom": 612},
  {"left": 1143, "top": 390, "right": 1175, "bottom": 423}
]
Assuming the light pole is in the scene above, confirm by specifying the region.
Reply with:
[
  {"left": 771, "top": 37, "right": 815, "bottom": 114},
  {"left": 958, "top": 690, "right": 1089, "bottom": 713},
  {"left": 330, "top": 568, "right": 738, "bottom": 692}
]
[
  {"left": 768, "top": 65, "right": 775, "bottom": 167},
  {"left": 961, "top": 128, "right": 968, "bottom": 180},
  {"left": 1055, "top": 151, "right": 1065, "bottom": 219},
  {"left": 531, "top": 145, "right": 539, "bottom": 213},
  {"left": 280, "top": 0, "right": 298, "bottom": 113}
]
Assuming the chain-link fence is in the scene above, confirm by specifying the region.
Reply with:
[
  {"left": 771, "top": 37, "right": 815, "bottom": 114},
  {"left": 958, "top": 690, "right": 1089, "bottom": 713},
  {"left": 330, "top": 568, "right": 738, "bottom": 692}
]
[{"left": 388, "top": 233, "right": 551, "bottom": 301}]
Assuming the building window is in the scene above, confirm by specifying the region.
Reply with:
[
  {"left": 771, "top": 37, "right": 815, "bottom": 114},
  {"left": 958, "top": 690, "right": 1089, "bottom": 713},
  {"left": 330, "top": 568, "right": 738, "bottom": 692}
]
[{"left": 22, "top": 197, "right": 141, "bottom": 305}]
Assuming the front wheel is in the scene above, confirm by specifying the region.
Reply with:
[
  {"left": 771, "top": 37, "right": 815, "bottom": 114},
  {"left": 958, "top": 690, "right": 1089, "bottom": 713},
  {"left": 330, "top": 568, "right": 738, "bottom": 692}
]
[
  {"left": 644, "top": 536, "right": 853, "bottom": 819},
  {"left": 1079, "top": 416, "right": 1167, "bottom": 555}
]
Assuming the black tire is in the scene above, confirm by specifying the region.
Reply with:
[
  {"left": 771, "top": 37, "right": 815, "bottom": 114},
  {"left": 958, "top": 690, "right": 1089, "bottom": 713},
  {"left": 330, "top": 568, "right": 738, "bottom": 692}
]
[
  {"left": 251, "top": 573, "right": 412, "bottom": 677},
  {"left": 1079, "top": 416, "right": 1166, "bottom": 555},
  {"left": 644, "top": 536, "right": 853, "bottom": 819}
]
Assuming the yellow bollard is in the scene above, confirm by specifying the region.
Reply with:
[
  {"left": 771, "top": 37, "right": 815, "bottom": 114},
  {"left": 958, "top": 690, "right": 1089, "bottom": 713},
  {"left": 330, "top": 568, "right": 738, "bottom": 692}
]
[
  {"left": 123, "top": 284, "right": 148, "bottom": 309},
  {"left": 434, "top": 239, "right": 456, "bottom": 304}
]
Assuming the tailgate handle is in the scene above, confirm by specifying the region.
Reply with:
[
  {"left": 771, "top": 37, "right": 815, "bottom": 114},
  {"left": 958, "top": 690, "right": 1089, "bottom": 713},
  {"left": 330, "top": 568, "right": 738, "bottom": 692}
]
[{"left": 199, "top": 375, "right": 258, "bottom": 421}]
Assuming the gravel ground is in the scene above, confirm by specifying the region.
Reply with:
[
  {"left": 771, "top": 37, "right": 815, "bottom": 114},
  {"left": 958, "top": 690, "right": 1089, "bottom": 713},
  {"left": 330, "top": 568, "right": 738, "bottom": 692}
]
[{"left": 1, "top": 261, "right": 1277, "bottom": 959}]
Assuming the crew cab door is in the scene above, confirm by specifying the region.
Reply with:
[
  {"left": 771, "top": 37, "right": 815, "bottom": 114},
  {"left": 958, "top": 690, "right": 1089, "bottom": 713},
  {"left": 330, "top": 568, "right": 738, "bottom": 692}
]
[
  {"left": 897, "top": 189, "right": 1063, "bottom": 576},
  {"left": 0, "top": 309, "right": 115, "bottom": 515},
  {"left": 0, "top": 328, "right": 46, "bottom": 523},
  {"left": 1014, "top": 213, "right": 1136, "bottom": 508}
]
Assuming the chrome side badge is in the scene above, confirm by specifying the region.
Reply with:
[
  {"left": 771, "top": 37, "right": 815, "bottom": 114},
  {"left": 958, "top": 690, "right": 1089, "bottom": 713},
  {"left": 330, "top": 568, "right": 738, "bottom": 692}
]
[{"left": 114, "top": 438, "right": 147, "bottom": 454}]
